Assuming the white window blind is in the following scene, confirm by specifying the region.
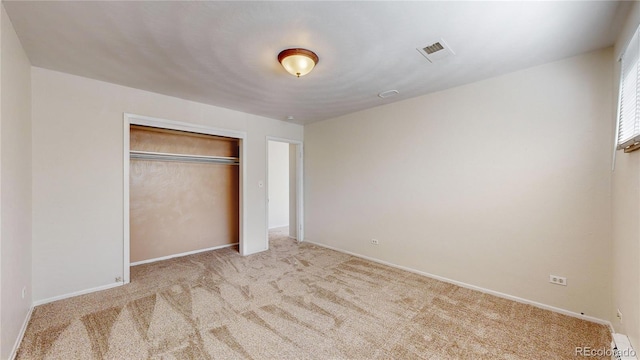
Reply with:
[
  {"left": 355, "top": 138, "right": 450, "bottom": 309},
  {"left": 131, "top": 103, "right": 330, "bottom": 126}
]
[{"left": 617, "top": 26, "right": 640, "bottom": 150}]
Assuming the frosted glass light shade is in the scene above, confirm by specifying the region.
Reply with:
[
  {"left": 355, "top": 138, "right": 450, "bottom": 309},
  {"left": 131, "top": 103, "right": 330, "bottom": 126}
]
[{"left": 278, "top": 48, "right": 319, "bottom": 77}]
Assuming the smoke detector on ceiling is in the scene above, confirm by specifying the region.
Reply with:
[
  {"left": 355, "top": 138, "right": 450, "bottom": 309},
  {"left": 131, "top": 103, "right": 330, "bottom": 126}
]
[
  {"left": 378, "top": 90, "right": 399, "bottom": 99},
  {"left": 417, "top": 38, "right": 455, "bottom": 63}
]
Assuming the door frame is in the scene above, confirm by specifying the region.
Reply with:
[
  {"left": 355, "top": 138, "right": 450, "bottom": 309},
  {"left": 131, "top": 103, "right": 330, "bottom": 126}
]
[
  {"left": 123, "top": 113, "right": 247, "bottom": 283},
  {"left": 265, "top": 136, "right": 304, "bottom": 246}
]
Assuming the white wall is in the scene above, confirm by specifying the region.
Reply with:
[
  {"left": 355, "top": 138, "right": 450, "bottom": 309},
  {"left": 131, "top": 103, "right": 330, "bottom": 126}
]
[
  {"left": 289, "top": 143, "right": 298, "bottom": 238},
  {"left": 31, "top": 67, "right": 303, "bottom": 303},
  {"left": 305, "top": 48, "right": 613, "bottom": 320},
  {"left": 268, "top": 141, "right": 289, "bottom": 229},
  {"left": 0, "top": 5, "right": 32, "bottom": 359},
  {"left": 612, "top": 0, "right": 640, "bottom": 350}
]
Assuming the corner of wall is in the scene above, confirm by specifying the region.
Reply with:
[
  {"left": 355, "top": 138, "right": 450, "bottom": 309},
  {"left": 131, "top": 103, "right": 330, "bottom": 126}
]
[
  {"left": 0, "top": 5, "right": 33, "bottom": 359},
  {"left": 611, "top": 0, "right": 640, "bottom": 351}
]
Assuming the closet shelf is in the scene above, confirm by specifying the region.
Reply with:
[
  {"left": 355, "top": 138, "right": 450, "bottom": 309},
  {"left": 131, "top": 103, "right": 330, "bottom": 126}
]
[{"left": 130, "top": 150, "right": 239, "bottom": 165}]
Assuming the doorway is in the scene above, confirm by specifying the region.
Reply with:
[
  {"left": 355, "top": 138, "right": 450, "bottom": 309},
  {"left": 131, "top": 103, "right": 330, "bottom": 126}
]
[
  {"left": 123, "top": 113, "right": 247, "bottom": 284},
  {"left": 266, "top": 137, "right": 303, "bottom": 245}
]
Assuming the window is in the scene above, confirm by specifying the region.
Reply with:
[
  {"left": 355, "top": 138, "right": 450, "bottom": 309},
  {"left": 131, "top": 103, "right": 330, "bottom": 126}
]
[{"left": 617, "top": 26, "right": 640, "bottom": 152}]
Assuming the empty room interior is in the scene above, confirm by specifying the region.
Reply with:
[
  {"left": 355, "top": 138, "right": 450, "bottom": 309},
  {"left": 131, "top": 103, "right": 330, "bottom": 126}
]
[{"left": 1, "top": 1, "right": 640, "bottom": 359}]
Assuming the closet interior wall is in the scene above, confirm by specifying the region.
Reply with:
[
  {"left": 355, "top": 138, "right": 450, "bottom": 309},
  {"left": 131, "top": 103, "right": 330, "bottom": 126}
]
[{"left": 129, "top": 125, "right": 239, "bottom": 263}]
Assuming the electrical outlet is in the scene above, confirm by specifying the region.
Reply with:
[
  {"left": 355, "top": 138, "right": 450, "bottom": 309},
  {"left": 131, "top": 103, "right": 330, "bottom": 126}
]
[
  {"left": 617, "top": 309, "right": 623, "bottom": 322},
  {"left": 371, "top": 239, "right": 379, "bottom": 245},
  {"left": 549, "top": 275, "right": 567, "bottom": 286},
  {"left": 21, "top": 286, "right": 26, "bottom": 300}
]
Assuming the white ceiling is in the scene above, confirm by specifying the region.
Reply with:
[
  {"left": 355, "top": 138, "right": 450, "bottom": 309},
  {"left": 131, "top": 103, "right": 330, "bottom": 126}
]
[{"left": 4, "top": 1, "right": 623, "bottom": 125}]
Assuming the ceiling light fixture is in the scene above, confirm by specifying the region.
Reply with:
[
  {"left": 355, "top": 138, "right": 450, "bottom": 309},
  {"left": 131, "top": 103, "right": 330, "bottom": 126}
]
[{"left": 278, "top": 48, "right": 319, "bottom": 77}]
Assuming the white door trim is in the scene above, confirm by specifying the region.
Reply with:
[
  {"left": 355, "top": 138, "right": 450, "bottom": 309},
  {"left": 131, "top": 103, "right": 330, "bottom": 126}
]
[
  {"left": 123, "top": 113, "right": 247, "bottom": 283},
  {"left": 265, "top": 136, "right": 304, "bottom": 247}
]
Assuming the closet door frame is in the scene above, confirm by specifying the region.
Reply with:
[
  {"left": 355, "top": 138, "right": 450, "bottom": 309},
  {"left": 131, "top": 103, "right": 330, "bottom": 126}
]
[{"left": 123, "top": 113, "right": 247, "bottom": 284}]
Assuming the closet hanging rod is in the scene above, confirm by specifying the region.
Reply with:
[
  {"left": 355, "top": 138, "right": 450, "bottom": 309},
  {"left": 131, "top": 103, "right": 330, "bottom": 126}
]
[{"left": 130, "top": 150, "right": 239, "bottom": 165}]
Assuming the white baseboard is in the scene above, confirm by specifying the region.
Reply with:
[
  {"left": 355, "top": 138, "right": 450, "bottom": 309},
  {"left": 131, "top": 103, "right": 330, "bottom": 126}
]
[
  {"left": 305, "top": 240, "right": 612, "bottom": 328},
  {"left": 268, "top": 225, "right": 289, "bottom": 230},
  {"left": 33, "top": 282, "right": 124, "bottom": 307},
  {"left": 31, "top": 244, "right": 238, "bottom": 307},
  {"left": 10, "top": 305, "right": 34, "bottom": 360},
  {"left": 130, "top": 243, "right": 238, "bottom": 266}
]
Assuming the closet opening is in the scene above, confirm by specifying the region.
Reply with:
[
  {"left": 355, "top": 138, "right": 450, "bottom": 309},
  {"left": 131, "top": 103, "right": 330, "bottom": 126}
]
[{"left": 123, "top": 114, "right": 246, "bottom": 284}]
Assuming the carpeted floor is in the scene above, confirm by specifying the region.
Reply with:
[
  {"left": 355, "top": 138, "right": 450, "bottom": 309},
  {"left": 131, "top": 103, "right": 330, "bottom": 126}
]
[{"left": 17, "top": 228, "right": 610, "bottom": 359}]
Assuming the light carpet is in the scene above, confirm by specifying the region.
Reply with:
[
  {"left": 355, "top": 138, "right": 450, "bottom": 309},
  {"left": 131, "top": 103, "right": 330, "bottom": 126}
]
[{"left": 17, "top": 229, "right": 610, "bottom": 359}]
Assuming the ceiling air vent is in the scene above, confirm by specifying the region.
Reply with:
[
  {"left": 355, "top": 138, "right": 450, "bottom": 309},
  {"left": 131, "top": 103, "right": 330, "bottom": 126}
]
[
  {"left": 424, "top": 42, "right": 444, "bottom": 54},
  {"left": 417, "top": 39, "right": 455, "bottom": 63}
]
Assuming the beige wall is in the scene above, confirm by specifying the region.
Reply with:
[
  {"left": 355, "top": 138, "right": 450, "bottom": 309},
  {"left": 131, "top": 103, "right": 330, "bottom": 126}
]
[
  {"left": 0, "top": 5, "right": 32, "bottom": 359},
  {"left": 31, "top": 67, "right": 303, "bottom": 303},
  {"left": 612, "top": 0, "right": 640, "bottom": 350},
  {"left": 268, "top": 141, "right": 289, "bottom": 229},
  {"left": 305, "top": 48, "right": 613, "bottom": 320}
]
